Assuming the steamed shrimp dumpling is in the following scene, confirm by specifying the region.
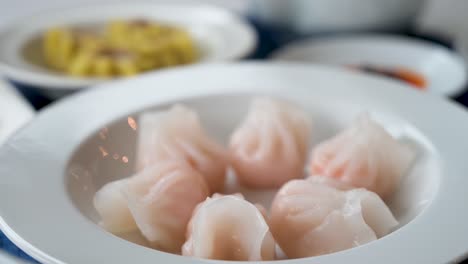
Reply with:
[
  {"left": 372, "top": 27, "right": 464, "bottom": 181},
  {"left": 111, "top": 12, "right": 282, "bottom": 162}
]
[
  {"left": 93, "top": 178, "right": 137, "bottom": 233},
  {"left": 229, "top": 97, "right": 311, "bottom": 188},
  {"left": 270, "top": 179, "right": 398, "bottom": 258},
  {"left": 137, "top": 105, "right": 227, "bottom": 193},
  {"left": 124, "top": 161, "right": 209, "bottom": 253},
  {"left": 309, "top": 114, "right": 415, "bottom": 198},
  {"left": 307, "top": 175, "right": 354, "bottom": 191},
  {"left": 182, "top": 194, "right": 276, "bottom": 261}
]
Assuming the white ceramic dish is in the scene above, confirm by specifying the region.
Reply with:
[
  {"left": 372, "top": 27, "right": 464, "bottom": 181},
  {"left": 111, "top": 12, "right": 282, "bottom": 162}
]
[
  {"left": 0, "top": 79, "right": 34, "bottom": 145},
  {"left": 272, "top": 34, "right": 467, "bottom": 96},
  {"left": 251, "top": 0, "right": 424, "bottom": 34},
  {"left": 0, "top": 2, "right": 256, "bottom": 98},
  {"left": 0, "top": 62, "right": 468, "bottom": 263}
]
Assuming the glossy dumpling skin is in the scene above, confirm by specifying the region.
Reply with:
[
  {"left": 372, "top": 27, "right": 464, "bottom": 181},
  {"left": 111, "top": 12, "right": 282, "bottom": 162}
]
[
  {"left": 309, "top": 114, "right": 415, "bottom": 198},
  {"left": 307, "top": 175, "right": 354, "bottom": 191},
  {"left": 229, "top": 97, "right": 311, "bottom": 188},
  {"left": 123, "top": 161, "right": 209, "bottom": 253},
  {"left": 136, "top": 105, "right": 228, "bottom": 193},
  {"left": 182, "top": 194, "right": 276, "bottom": 261},
  {"left": 270, "top": 179, "right": 398, "bottom": 258},
  {"left": 93, "top": 178, "right": 137, "bottom": 233}
]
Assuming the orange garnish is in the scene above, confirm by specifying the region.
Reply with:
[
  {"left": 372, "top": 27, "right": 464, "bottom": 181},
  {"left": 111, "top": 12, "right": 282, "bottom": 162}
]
[{"left": 394, "top": 68, "right": 427, "bottom": 90}]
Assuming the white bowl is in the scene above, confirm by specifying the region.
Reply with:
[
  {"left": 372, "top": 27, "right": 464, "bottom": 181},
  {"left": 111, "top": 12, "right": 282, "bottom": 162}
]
[
  {"left": 0, "top": 79, "right": 34, "bottom": 145},
  {"left": 0, "top": 2, "right": 257, "bottom": 98},
  {"left": 0, "top": 62, "right": 467, "bottom": 263},
  {"left": 272, "top": 34, "right": 467, "bottom": 96}
]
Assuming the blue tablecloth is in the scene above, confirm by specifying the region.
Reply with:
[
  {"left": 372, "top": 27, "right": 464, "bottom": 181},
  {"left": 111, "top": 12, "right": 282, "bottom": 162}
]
[
  {"left": 1, "top": 18, "right": 467, "bottom": 263},
  {"left": 0, "top": 231, "right": 38, "bottom": 263}
]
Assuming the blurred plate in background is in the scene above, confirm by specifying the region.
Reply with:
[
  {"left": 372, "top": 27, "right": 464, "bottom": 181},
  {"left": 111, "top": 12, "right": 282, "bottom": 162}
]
[
  {"left": 251, "top": 0, "right": 425, "bottom": 34},
  {"left": 272, "top": 34, "right": 466, "bottom": 96},
  {"left": 0, "top": 2, "right": 257, "bottom": 98}
]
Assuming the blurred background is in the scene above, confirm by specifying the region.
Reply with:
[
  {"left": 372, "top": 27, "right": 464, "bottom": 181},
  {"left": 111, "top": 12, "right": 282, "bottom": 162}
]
[
  {"left": 1, "top": 0, "right": 468, "bottom": 106},
  {"left": 1, "top": 0, "right": 468, "bottom": 263}
]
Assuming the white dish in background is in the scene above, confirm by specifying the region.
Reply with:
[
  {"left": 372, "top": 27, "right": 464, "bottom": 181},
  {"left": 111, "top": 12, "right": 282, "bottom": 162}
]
[
  {"left": 251, "top": 0, "right": 424, "bottom": 34},
  {"left": 0, "top": 79, "right": 34, "bottom": 145},
  {"left": 0, "top": 2, "right": 256, "bottom": 98},
  {"left": 272, "top": 34, "right": 467, "bottom": 96},
  {"left": 0, "top": 63, "right": 468, "bottom": 263}
]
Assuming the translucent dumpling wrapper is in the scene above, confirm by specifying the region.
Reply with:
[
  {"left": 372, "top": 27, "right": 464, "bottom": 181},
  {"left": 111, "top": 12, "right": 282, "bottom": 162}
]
[
  {"left": 309, "top": 114, "right": 415, "bottom": 198},
  {"left": 307, "top": 175, "right": 354, "bottom": 191},
  {"left": 229, "top": 97, "right": 311, "bottom": 188},
  {"left": 136, "top": 105, "right": 228, "bottom": 193},
  {"left": 123, "top": 161, "right": 210, "bottom": 253},
  {"left": 270, "top": 179, "right": 398, "bottom": 258},
  {"left": 93, "top": 178, "right": 137, "bottom": 233},
  {"left": 182, "top": 194, "right": 276, "bottom": 261}
]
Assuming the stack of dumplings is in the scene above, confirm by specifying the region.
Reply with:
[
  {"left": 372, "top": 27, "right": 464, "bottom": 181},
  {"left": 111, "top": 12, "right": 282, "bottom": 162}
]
[{"left": 93, "top": 97, "right": 415, "bottom": 261}]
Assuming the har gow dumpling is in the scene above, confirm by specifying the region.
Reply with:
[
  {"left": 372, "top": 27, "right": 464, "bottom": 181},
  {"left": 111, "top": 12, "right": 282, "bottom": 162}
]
[
  {"left": 309, "top": 114, "right": 415, "bottom": 198},
  {"left": 229, "top": 97, "right": 311, "bottom": 188},
  {"left": 124, "top": 161, "right": 209, "bottom": 253},
  {"left": 306, "top": 175, "right": 354, "bottom": 191},
  {"left": 136, "top": 105, "right": 228, "bottom": 193},
  {"left": 270, "top": 179, "right": 398, "bottom": 258},
  {"left": 182, "top": 194, "right": 276, "bottom": 261},
  {"left": 93, "top": 178, "right": 137, "bottom": 233}
]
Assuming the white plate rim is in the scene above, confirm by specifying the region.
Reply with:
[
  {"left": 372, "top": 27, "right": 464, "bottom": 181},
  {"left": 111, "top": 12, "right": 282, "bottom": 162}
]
[
  {"left": 271, "top": 33, "right": 467, "bottom": 96},
  {"left": 0, "top": 2, "right": 257, "bottom": 90},
  {"left": 1, "top": 62, "right": 468, "bottom": 263}
]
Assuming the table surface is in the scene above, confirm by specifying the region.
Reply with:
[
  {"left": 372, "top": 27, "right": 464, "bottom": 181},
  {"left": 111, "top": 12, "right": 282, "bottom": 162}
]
[{"left": 2, "top": 18, "right": 468, "bottom": 264}]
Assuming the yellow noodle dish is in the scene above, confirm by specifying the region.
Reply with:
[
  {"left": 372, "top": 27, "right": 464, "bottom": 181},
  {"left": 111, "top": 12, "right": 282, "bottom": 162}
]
[{"left": 42, "top": 20, "right": 198, "bottom": 77}]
